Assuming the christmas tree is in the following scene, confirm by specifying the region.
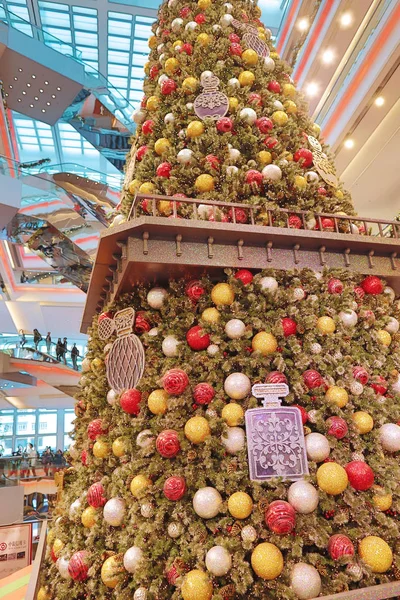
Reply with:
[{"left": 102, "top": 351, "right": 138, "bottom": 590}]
[{"left": 40, "top": 1, "right": 400, "bottom": 599}]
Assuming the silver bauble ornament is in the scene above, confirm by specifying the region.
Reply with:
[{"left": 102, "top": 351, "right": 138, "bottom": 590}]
[
  {"left": 57, "top": 556, "right": 71, "bottom": 579},
  {"left": 241, "top": 525, "right": 257, "bottom": 542},
  {"left": 225, "top": 319, "right": 246, "bottom": 339},
  {"left": 386, "top": 317, "right": 399, "bottom": 334},
  {"left": 228, "top": 147, "right": 241, "bottom": 162},
  {"left": 141, "top": 503, "right": 154, "bottom": 518},
  {"left": 147, "top": 287, "right": 168, "bottom": 309},
  {"left": 205, "top": 546, "right": 232, "bottom": 576},
  {"left": 69, "top": 498, "right": 81, "bottom": 519},
  {"left": 148, "top": 328, "right": 158, "bottom": 336},
  {"left": 68, "top": 441, "right": 79, "bottom": 460},
  {"left": 207, "top": 344, "right": 219, "bottom": 356},
  {"left": 379, "top": 423, "right": 400, "bottom": 452},
  {"left": 311, "top": 343, "right": 322, "bottom": 354},
  {"left": 228, "top": 77, "right": 240, "bottom": 88},
  {"left": 220, "top": 13, "right": 233, "bottom": 27},
  {"left": 171, "top": 17, "right": 183, "bottom": 32},
  {"left": 132, "top": 109, "right": 146, "bottom": 124},
  {"left": 134, "top": 588, "right": 148, "bottom": 600},
  {"left": 305, "top": 170, "right": 319, "bottom": 182},
  {"left": 103, "top": 498, "right": 126, "bottom": 526},
  {"left": 107, "top": 389, "right": 118, "bottom": 406},
  {"left": 224, "top": 373, "right": 251, "bottom": 400},
  {"left": 81, "top": 357, "right": 91, "bottom": 372},
  {"left": 339, "top": 310, "right": 358, "bottom": 327},
  {"left": 221, "top": 427, "right": 245, "bottom": 454},
  {"left": 177, "top": 149, "right": 193, "bottom": 165},
  {"left": 263, "top": 57, "right": 275, "bottom": 72},
  {"left": 305, "top": 433, "right": 330, "bottom": 462},
  {"left": 226, "top": 165, "right": 239, "bottom": 177},
  {"left": 123, "top": 546, "right": 143, "bottom": 573},
  {"left": 185, "top": 21, "right": 197, "bottom": 31},
  {"left": 193, "top": 487, "right": 222, "bottom": 519},
  {"left": 259, "top": 276, "right": 278, "bottom": 293},
  {"left": 162, "top": 335, "right": 181, "bottom": 357},
  {"left": 291, "top": 563, "right": 321, "bottom": 599},
  {"left": 288, "top": 480, "right": 319, "bottom": 514},
  {"left": 168, "top": 522, "right": 182, "bottom": 538},
  {"left": 262, "top": 164, "right": 282, "bottom": 181},
  {"left": 240, "top": 107, "right": 257, "bottom": 124},
  {"left": 136, "top": 429, "right": 154, "bottom": 449},
  {"left": 350, "top": 381, "right": 363, "bottom": 395},
  {"left": 164, "top": 112, "right": 175, "bottom": 124}
]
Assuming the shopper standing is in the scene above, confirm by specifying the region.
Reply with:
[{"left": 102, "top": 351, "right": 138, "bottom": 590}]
[
  {"left": 33, "top": 329, "right": 42, "bottom": 350},
  {"left": 45, "top": 332, "right": 52, "bottom": 354},
  {"left": 56, "top": 338, "right": 63, "bottom": 361},
  {"left": 71, "top": 343, "right": 79, "bottom": 370}
]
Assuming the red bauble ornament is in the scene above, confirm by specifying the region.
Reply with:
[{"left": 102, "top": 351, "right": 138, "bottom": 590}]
[
  {"left": 354, "top": 286, "right": 365, "bottom": 302},
  {"left": 327, "top": 278, "right": 343, "bottom": 294},
  {"left": 87, "top": 482, "right": 107, "bottom": 508},
  {"left": 156, "top": 162, "right": 172, "bottom": 178},
  {"left": 81, "top": 449, "right": 88, "bottom": 466},
  {"left": 249, "top": 93, "right": 262, "bottom": 106},
  {"left": 266, "top": 371, "right": 287, "bottom": 384},
  {"left": 163, "top": 476, "right": 186, "bottom": 500},
  {"left": 303, "top": 370, "right": 324, "bottom": 389},
  {"left": 50, "top": 548, "right": 58, "bottom": 563},
  {"left": 162, "top": 369, "right": 189, "bottom": 395},
  {"left": 328, "top": 534, "right": 355, "bottom": 560},
  {"left": 321, "top": 217, "right": 335, "bottom": 231},
  {"left": 268, "top": 80, "right": 281, "bottom": 93},
  {"left": 87, "top": 419, "right": 108, "bottom": 441},
  {"left": 205, "top": 154, "right": 220, "bottom": 170},
  {"left": 256, "top": 117, "right": 273, "bottom": 133},
  {"left": 318, "top": 186, "right": 327, "bottom": 196},
  {"left": 216, "top": 117, "right": 233, "bottom": 132},
  {"left": 265, "top": 501, "right": 296, "bottom": 534},
  {"left": 345, "top": 461, "right": 375, "bottom": 491},
  {"left": 195, "top": 13, "right": 206, "bottom": 24},
  {"left": 120, "top": 388, "right": 142, "bottom": 415},
  {"left": 136, "top": 145, "right": 148, "bottom": 161},
  {"left": 235, "top": 269, "right": 253, "bottom": 285},
  {"left": 288, "top": 214, "right": 302, "bottom": 229},
  {"left": 98, "top": 311, "right": 113, "bottom": 322},
  {"left": 180, "top": 42, "right": 193, "bottom": 55},
  {"left": 149, "top": 65, "right": 159, "bottom": 80},
  {"left": 230, "top": 43, "right": 243, "bottom": 56},
  {"left": 185, "top": 280, "right": 206, "bottom": 303},
  {"left": 264, "top": 136, "right": 278, "bottom": 148},
  {"left": 140, "top": 96, "right": 147, "bottom": 109},
  {"left": 161, "top": 78, "right": 177, "bottom": 95},
  {"left": 293, "top": 404, "right": 308, "bottom": 424},
  {"left": 229, "top": 33, "right": 241, "bottom": 43},
  {"left": 142, "top": 120, "right": 154, "bottom": 135},
  {"left": 326, "top": 416, "right": 348, "bottom": 439},
  {"left": 179, "top": 6, "right": 191, "bottom": 17},
  {"left": 370, "top": 375, "right": 387, "bottom": 395},
  {"left": 156, "top": 430, "right": 181, "bottom": 458},
  {"left": 68, "top": 551, "right": 90, "bottom": 581},
  {"left": 293, "top": 148, "right": 313, "bottom": 168},
  {"left": 282, "top": 317, "right": 297, "bottom": 337},
  {"left": 193, "top": 382, "right": 215, "bottom": 405},
  {"left": 352, "top": 366, "right": 369, "bottom": 385},
  {"left": 135, "top": 311, "right": 151, "bottom": 334},
  {"left": 186, "top": 325, "right": 210, "bottom": 351},
  {"left": 361, "top": 275, "right": 383, "bottom": 295},
  {"left": 245, "top": 170, "right": 263, "bottom": 186},
  {"left": 228, "top": 208, "right": 248, "bottom": 223}
]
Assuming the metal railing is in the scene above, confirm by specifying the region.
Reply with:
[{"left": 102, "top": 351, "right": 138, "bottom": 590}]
[{"left": 0, "top": 335, "right": 84, "bottom": 370}]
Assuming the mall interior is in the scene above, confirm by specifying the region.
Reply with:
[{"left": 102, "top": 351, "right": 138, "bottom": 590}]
[{"left": 0, "top": 0, "right": 399, "bottom": 598}]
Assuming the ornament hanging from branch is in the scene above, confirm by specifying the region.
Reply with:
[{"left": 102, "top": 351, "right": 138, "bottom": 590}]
[
  {"left": 232, "top": 19, "right": 270, "bottom": 58},
  {"left": 245, "top": 383, "right": 309, "bottom": 482},
  {"left": 194, "top": 72, "right": 229, "bottom": 121},
  {"left": 98, "top": 308, "right": 145, "bottom": 393},
  {"left": 307, "top": 135, "right": 338, "bottom": 188}
]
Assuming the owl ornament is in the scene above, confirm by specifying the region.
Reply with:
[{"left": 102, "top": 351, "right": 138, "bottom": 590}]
[
  {"left": 98, "top": 308, "right": 145, "bottom": 393},
  {"left": 307, "top": 135, "right": 338, "bottom": 188},
  {"left": 232, "top": 19, "right": 270, "bottom": 58},
  {"left": 194, "top": 72, "right": 229, "bottom": 120}
]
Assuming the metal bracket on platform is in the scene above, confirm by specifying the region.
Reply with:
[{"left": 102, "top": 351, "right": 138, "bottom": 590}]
[
  {"left": 344, "top": 248, "right": 351, "bottom": 266},
  {"left": 319, "top": 246, "right": 326, "bottom": 266},
  {"left": 391, "top": 252, "right": 397, "bottom": 270},
  {"left": 238, "top": 239, "right": 244, "bottom": 260},
  {"left": 368, "top": 250, "right": 375, "bottom": 269},
  {"left": 176, "top": 234, "right": 182, "bottom": 257},
  {"left": 142, "top": 232, "right": 149, "bottom": 255},
  {"left": 208, "top": 237, "right": 214, "bottom": 259},
  {"left": 266, "top": 241, "right": 273, "bottom": 262},
  {"left": 293, "top": 244, "right": 300, "bottom": 264}
]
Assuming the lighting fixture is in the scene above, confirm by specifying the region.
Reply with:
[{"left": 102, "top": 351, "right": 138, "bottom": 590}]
[
  {"left": 344, "top": 139, "right": 354, "bottom": 149},
  {"left": 297, "top": 17, "right": 309, "bottom": 32},
  {"left": 321, "top": 49, "right": 335, "bottom": 65},
  {"left": 18, "top": 68, "right": 22, "bottom": 72},
  {"left": 42, "top": 109, "right": 46, "bottom": 113},
  {"left": 305, "top": 82, "right": 319, "bottom": 97},
  {"left": 30, "top": 104, "right": 34, "bottom": 108},
  {"left": 56, "top": 86, "right": 61, "bottom": 91},
  {"left": 17, "top": 99, "right": 21, "bottom": 102},
  {"left": 14, "top": 77, "right": 18, "bottom": 81},
  {"left": 9, "top": 85, "right": 13, "bottom": 89},
  {"left": 34, "top": 96, "right": 39, "bottom": 100},
  {"left": 375, "top": 96, "right": 385, "bottom": 107},
  {"left": 44, "top": 81, "right": 49, "bottom": 85},
  {"left": 39, "top": 89, "right": 44, "bottom": 93},
  {"left": 32, "top": 74, "right": 36, "bottom": 79},
  {"left": 51, "top": 94, "right": 56, "bottom": 98},
  {"left": 46, "top": 102, "right": 51, "bottom": 106},
  {"left": 26, "top": 83, "right": 31, "bottom": 87},
  {"left": 340, "top": 12, "right": 353, "bottom": 28},
  {"left": 22, "top": 91, "right": 26, "bottom": 95}
]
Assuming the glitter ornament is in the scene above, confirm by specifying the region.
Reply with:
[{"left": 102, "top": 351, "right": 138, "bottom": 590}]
[
  {"left": 103, "top": 498, "right": 126, "bottom": 526},
  {"left": 311, "top": 343, "right": 322, "bottom": 354},
  {"left": 291, "top": 563, "right": 321, "bottom": 599},
  {"left": 325, "top": 386, "right": 348, "bottom": 408},
  {"left": 328, "top": 534, "right": 355, "bottom": 560},
  {"left": 372, "top": 486, "right": 393, "bottom": 511},
  {"left": 262, "top": 164, "right": 282, "bottom": 181},
  {"left": 181, "top": 570, "right": 213, "bottom": 600},
  {"left": 211, "top": 283, "right": 235, "bottom": 305},
  {"left": 326, "top": 416, "right": 348, "bottom": 439},
  {"left": 148, "top": 389, "right": 169, "bottom": 415},
  {"left": 288, "top": 480, "right": 319, "bottom": 514},
  {"left": 222, "top": 403, "right": 244, "bottom": 426},
  {"left": 130, "top": 474, "right": 152, "bottom": 497},
  {"left": 241, "top": 525, "right": 257, "bottom": 542},
  {"left": 156, "top": 429, "right": 181, "bottom": 458},
  {"left": 222, "top": 426, "right": 245, "bottom": 454},
  {"left": 346, "top": 563, "right": 363, "bottom": 581},
  {"left": 339, "top": 310, "right": 358, "bottom": 327},
  {"left": 207, "top": 344, "right": 219, "bottom": 356},
  {"left": 123, "top": 546, "right": 143, "bottom": 574},
  {"left": 101, "top": 554, "right": 124, "bottom": 588},
  {"left": 386, "top": 316, "right": 399, "bottom": 334},
  {"left": 305, "top": 433, "right": 330, "bottom": 462},
  {"left": 359, "top": 536, "right": 393, "bottom": 573},
  {"left": 228, "top": 491, "right": 253, "bottom": 519},
  {"left": 186, "top": 325, "right": 210, "bottom": 351},
  {"left": 136, "top": 429, "right": 154, "bottom": 448},
  {"left": 361, "top": 275, "right": 383, "bottom": 295},
  {"left": 345, "top": 461, "right": 374, "bottom": 491},
  {"left": 162, "top": 335, "right": 180, "bottom": 358},
  {"left": 185, "top": 416, "right": 210, "bottom": 444},
  {"left": 106, "top": 389, "right": 118, "bottom": 406},
  {"left": 303, "top": 369, "right": 323, "bottom": 389},
  {"left": 81, "top": 506, "right": 98, "bottom": 528},
  {"left": 81, "top": 357, "right": 91, "bottom": 372},
  {"left": 193, "top": 383, "right": 215, "bottom": 405},
  {"left": 205, "top": 546, "right": 232, "bottom": 576},
  {"left": 57, "top": 556, "right": 70, "bottom": 579},
  {"left": 265, "top": 500, "right": 296, "bottom": 534},
  {"left": 68, "top": 441, "right": 79, "bottom": 459},
  {"left": 162, "top": 369, "right": 189, "bottom": 395},
  {"left": 163, "top": 476, "right": 186, "bottom": 501},
  {"left": 377, "top": 329, "right": 392, "bottom": 346},
  {"left": 353, "top": 411, "right": 374, "bottom": 434},
  {"left": 68, "top": 550, "right": 90, "bottom": 581},
  {"left": 120, "top": 388, "right": 142, "bottom": 415},
  {"left": 225, "top": 319, "right": 246, "bottom": 339},
  {"left": 193, "top": 487, "right": 222, "bottom": 519},
  {"left": 93, "top": 439, "right": 110, "bottom": 459},
  {"left": 379, "top": 423, "right": 400, "bottom": 452},
  {"left": 134, "top": 588, "right": 147, "bottom": 600},
  {"left": 69, "top": 498, "right": 82, "bottom": 519},
  {"left": 259, "top": 276, "right": 278, "bottom": 293},
  {"left": 224, "top": 372, "right": 251, "bottom": 400},
  {"left": 140, "top": 502, "right": 154, "bottom": 518},
  {"left": 350, "top": 381, "right": 364, "bottom": 395},
  {"left": 251, "top": 543, "right": 283, "bottom": 580},
  {"left": 168, "top": 522, "right": 183, "bottom": 538},
  {"left": 252, "top": 332, "right": 277, "bottom": 355},
  {"left": 317, "top": 462, "right": 348, "bottom": 495},
  {"left": 317, "top": 315, "right": 336, "bottom": 334},
  {"left": 240, "top": 107, "right": 257, "bottom": 124},
  {"left": 87, "top": 418, "right": 108, "bottom": 441}
]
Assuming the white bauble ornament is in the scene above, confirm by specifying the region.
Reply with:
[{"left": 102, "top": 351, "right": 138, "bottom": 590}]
[
  {"left": 186, "top": 102, "right": 194, "bottom": 111},
  {"left": 207, "top": 344, "right": 219, "bottom": 356},
  {"left": 226, "top": 166, "right": 239, "bottom": 177},
  {"left": 379, "top": 423, "right": 400, "bottom": 452},
  {"left": 157, "top": 43, "right": 164, "bottom": 54},
  {"left": 177, "top": 149, "right": 193, "bottom": 165},
  {"left": 136, "top": 429, "right": 154, "bottom": 449},
  {"left": 193, "top": 487, "right": 222, "bottom": 519},
  {"left": 104, "top": 498, "right": 125, "bottom": 526},
  {"left": 168, "top": 522, "right": 182, "bottom": 538},
  {"left": 111, "top": 214, "right": 125, "bottom": 228},
  {"left": 307, "top": 217, "right": 316, "bottom": 230},
  {"left": 384, "top": 286, "right": 395, "bottom": 302},
  {"left": 107, "top": 389, "right": 118, "bottom": 406},
  {"left": 241, "top": 525, "right": 257, "bottom": 543},
  {"left": 147, "top": 287, "right": 167, "bottom": 309},
  {"left": 288, "top": 480, "right": 319, "bottom": 514},
  {"left": 263, "top": 57, "right": 275, "bottom": 72},
  {"left": 305, "top": 171, "right": 319, "bottom": 182},
  {"left": 305, "top": 433, "right": 330, "bottom": 462},
  {"left": 158, "top": 74, "right": 169, "bottom": 86},
  {"left": 264, "top": 27, "right": 272, "bottom": 38},
  {"left": 228, "top": 78, "right": 240, "bottom": 88},
  {"left": 273, "top": 100, "right": 284, "bottom": 110},
  {"left": 220, "top": 13, "right": 234, "bottom": 27},
  {"left": 178, "top": 129, "right": 186, "bottom": 139},
  {"left": 291, "top": 563, "right": 321, "bottom": 599},
  {"left": 223, "top": 2, "right": 233, "bottom": 13},
  {"left": 386, "top": 317, "right": 399, "bottom": 334},
  {"left": 162, "top": 335, "right": 180, "bottom": 357},
  {"left": 293, "top": 287, "right": 306, "bottom": 301},
  {"left": 259, "top": 276, "right": 278, "bottom": 293},
  {"left": 185, "top": 21, "right": 197, "bottom": 31},
  {"left": 148, "top": 328, "right": 158, "bottom": 337},
  {"left": 224, "top": 373, "right": 251, "bottom": 400},
  {"left": 310, "top": 343, "right": 322, "bottom": 354},
  {"left": 225, "top": 319, "right": 246, "bottom": 339},
  {"left": 159, "top": 53, "right": 165, "bottom": 63},
  {"left": 339, "top": 310, "right": 358, "bottom": 327},
  {"left": 350, "top": 381, "right": 363, "bottom": 396},
  {"left": 140, "top": 503, "right": 154, "bottom": 518},
  {"left": 132, "top": 109, "right": 146, "bottom": 124},
  {"left": 350, "top": 223, "right": 359, "bottom": 234},
  {"left": 346, "top": 563, "right": 363, "bottom": 582},
  {"left": 164, "top": 112, "right": 175, "bottom": 125},
  {"left": 307, "top": 410, "right": 318, "bottom": 424},
  {"left": 206, "top": 407, "right": 217, "bottom": 419},
  {"left": 68, "top": 441, "right": 79, "bottom": 460},
  {"left": 171, "top": 18, "right": 183, "bottom": 32},
  {"left": 222, "top": 426, "right": 245, "bottom": 454},
  {"left": 228, "top": 147, "right": 241, "bottom": 162},
  {"left": 351, "top": 452, "right": 365, "bottom": 462},
  {"left": 279, "top": 159, "right": 288, "bottom": 168},
  {"left": 156, "top": 26, "right": 161, "bottom": 36},
  {"left": 197, "top": 204, "right": 212, "bottom": 219},
  {"left": 391, "top": 374, "right": 400, "bottom": 394},
  {"left": 69, "top": 499, "right": 81, "bottom": 519},
  {"left": 57, "top": 556, "right": 71, "bottom": 579},
  {"left": 240, "top": 107, "right": 257, "bottom": 125},
  {"left": 134, "top": 588, "right": 148, "bottom": 600},
  {"left": 262, "top": 164, "right": 282, "bottom": 181},
  {"left": 81, "top": 357, "right": 91, "bottom": 372},
  {"left": 212, "top": 24, "right": 222, "bottom": 33},
  {"left": 123, "top": 546, "right": 143, "bottom": 573},
  {"left": 206, "top": 546, "right": 232, "bottom": 576}
]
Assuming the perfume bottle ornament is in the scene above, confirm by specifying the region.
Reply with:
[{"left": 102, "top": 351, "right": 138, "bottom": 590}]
[
  {"left": 232, "top": 19, "right": 270, "bottom": 59},
  {"left": 307, "top": 135, "right": 338, "bottom": 188},
  {"left": 194, "top": 71, "right": 229, "bottom": 121}
]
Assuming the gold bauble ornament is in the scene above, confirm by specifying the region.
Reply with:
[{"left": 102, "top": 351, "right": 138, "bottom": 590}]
[
  {"left": 182, "top": 570, "right": 213, "bottom": 600},
  {"left": 242, "top": 49, "right": 258, "bottom": 66},
  {"left": 146, "top": 96, "right": 159, "bottom": 112},
  {"left": 294, "top": 175, "right": 307, "bottom": 189},
  {"left": 130, "top": 474, "right": 152, "bottom": 498},
  {"left": 101, "top": 554, "right": 124, "bottom": 589},
  {"left": 158, "top": 200, "right": 173, "bottom": 215},
  {"left": 154, "top": 138, "right": 170, "bottom": 155},
  {"left": 270, "top": 52, "right": 279, "bottom": 60},
  {"left": 377, "top": 330, "right": 391, "bottom": 346},
  {"left": 258, "top": 150, "right": 272, "bottom": 165},
  {"left": 317, "top": 462, "right": 348, "bottom": 495},
  {"left": 201, "top": 307, "right": 220, "bottom": 323},
  {"left": 144, "top": 62, "right": 150, "bottom": 75},
  {"left": 93, "top": 439, "right": 110, "bottom": 459},
  {"left": 198, "top": 0, "right": 211, "bottom": 9},
  {"left": 52, "top": 539, "right": 64, "bottom": 558},
  {"left": 372, "top": 486, "right": 392, "bottom": 511},
  {"left": 252, "top": 332, "right": 277, "bottom": 355},
  {"left": 317, "top": 316, "right": 336, "bottom": 334},
  {"left": 139, "top": 182, "right": 155, "bottom": 194},
  {"left": 187, "top": 121, "right": 205, "bottom": 138},
  {"left": 284, "top": 100, "right": 297, "bottom": 114},
  {"left": 254, "top": 6, "right": 262, "bottom": 17},
  {"left": 112, "top": 437, "right": 128, "bottom": 457},
  {"left": 251, "top": 543, "right": 283, "bottom": 580},
  {"left": 282, "top": 83, "right": 296, "bottom": 98},
  {"left": 173, "top": 39, "right": 183, "bottom": 49},
  {"left": 222, "top": 403, "right": 244, "bottom": 426},
  {"left": 37, "top": 588, "right": 50, "bottom": 600},
  {"left": 165, "top": 57, "right": 179, "bottom": 75},
  {"left": 229, "top": 97, "right": 239, "bottom": 112},
  {"left": 335, "top": 189, "right": 344, "bottom": 199},
  {"left": 128, "top": 179, "right": 141, "bottom": 195},
  {"left": 81, "top": 506, "right": 98, "bottom": 528},
  {"left": 183, "top": 77, "right": 199, "bottom": 94},
  {"left": 325, "top": 386, "right": 348, "bottom": 408},
  {"left": 211, "top": 283, "right": 235, "bottom": 306},
  {"left": 148, "top": 389, "right": 169, "bottom": 415},
  {"left": 91, "top": 357, "right": 103, "bottom": 371},
  {"left": 359, "top": 536, "right": 393, "bottom": 573},
  {"left": 184, "top": 416, "right": 210, "bottom": 444},
  {"left": 228, "top": 492, "right": 253, "bottom": 519},
  {"left": 238, "top": 71, "right": 255, "bottom": 87},
  {"left": 353, "top": 411, "right": 374, "bottom": 434},
  {"left": 272, "top": 110, "right": 288, "bottom": 126},
  {"left": 197, "top": 32, "right": 211, "bottom": 46},
  {"left": 195, "top": 174, "right": 214, "bottom": 193},
  {"left": 313, "top": 123, "right": 321, "bottom": 137},
  {"left": 148, "top": 35, "right": 157, "bottom": 49}
]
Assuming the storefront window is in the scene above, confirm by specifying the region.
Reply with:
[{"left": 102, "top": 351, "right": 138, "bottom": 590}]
[
  {"left": 64, "top": 434, "right": 73, "bottom": 451},
  {"left": 37, "top": 435, "right": 57, "bottom": 453},
  {"left": 64, "top": 410, "right": 75, "bottom": 433},
  {"left": 0, "top": 438, "right": 13, "bottom": 456},
  {"left": 0, "top": 412, "right": 14, "bottom": 435},
  {"left": 38, "top": 412, "right": 57, "bottom": 434},
  {"left": 16, "top": 413, "right": 36, "bottom": 435},
  {"left": 15, "top": 436, "right": 36, "bottom": 452}
]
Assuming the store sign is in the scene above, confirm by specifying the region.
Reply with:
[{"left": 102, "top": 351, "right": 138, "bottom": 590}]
[{"left": 0, "top": 523, "right": 32, "bottom": 579}]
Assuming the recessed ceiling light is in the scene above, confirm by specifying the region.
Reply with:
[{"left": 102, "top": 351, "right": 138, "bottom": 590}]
[
  {"left": 34, "top": 96, "right": 39, "bottom": 100},
  {"left": 17, "top": 98, "right": 21, "bottom": 102},
  {"left": 375, "top": 96, "right": 385, "bottom": 107},
  {"left": 29, "top": 103, "right": 34, "bottom": 108},
  {"left": 9, "top": 85, "right": 13, "bottom": 89},
  {"left": 44, "top": 81, "right": 49, "bottom": 85},
  {"left": 340, "top": 12, "right": 353, "bottom": 28},
  {"left": 18, "top": 68, "right": 23, "bottom": 72},
  {"left": 26, "top": 83, "right": 31, "bottom": 87},
  {"left": 46, "top": 102, "right": 51, "bottom": 106},
  {"left": 32, "top": 74, "right": 36, "bottom": 79},
  {"left": 344, "top": 139, "right": 354, "bottom": 149},
  {"left": 42, "top": 109, "right": 46, "bottom": 113},
  {"left": 321, "top": 48, "right": 335, "bottom": 64},
  {"left": 305, "top": 82, "right": 319, "bottom": 97},
  {"left": 297, "top": 17, "right": 309, "bottom": 32},
  {"left": 56, "top": 86, "right": 61, "bottom": 91},
  {"left": 51, "top": 94, "right": 56, "bottom": 98},
  {"left": 22, "top": 91, "right": 26, "bottom": 95},
  {"left": 39, "top": 89, "right": 44, "bottom": 93},
  {"left": 14, "top": 77, "right": 18, "bottom": 81}
]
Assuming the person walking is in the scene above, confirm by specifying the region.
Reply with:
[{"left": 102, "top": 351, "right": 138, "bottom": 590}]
[
  {"left": 27, "top": 443, "right": 38, "bottom": 477},
  {"left": 45, "top": 332, "right": 52, "bottom": 354},
  {"left": 33, "top": 329, "right": 42, "bottom": 350},
  {"left": 71, "top": 343, "right": 79, "bottom": 370},
  {"left": 61, "top": 337, "right": 68, "bottom": 365},
  {"left": 56, "top": 338, "right": 63, "bottom": 362},
  {"left": 19, "top": 329, "right": 26, "bottom": 348}
]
